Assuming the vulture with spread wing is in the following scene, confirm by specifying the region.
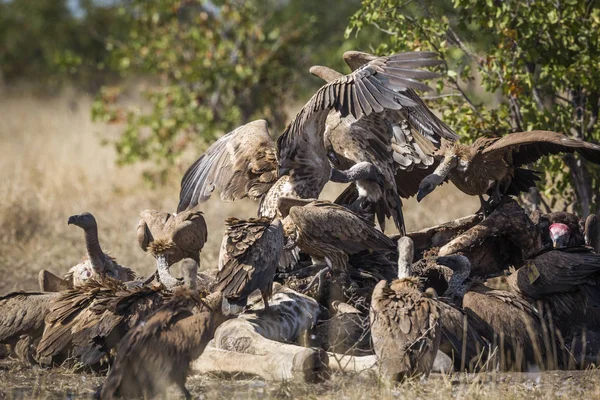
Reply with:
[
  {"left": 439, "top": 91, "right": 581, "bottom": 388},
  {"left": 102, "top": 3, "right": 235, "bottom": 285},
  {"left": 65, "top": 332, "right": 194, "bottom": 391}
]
[
  {"left": 178, "top": 51, "right": 447, "bottom": 219},
  {"left": 213, "top": 217, "right": 284, "bottom": 315},
  {"left": 310, "top": 51, "right": 459, "bottom": 233},
  {"left": 417, "top": 131, "right": 600, "bottom": 212}
]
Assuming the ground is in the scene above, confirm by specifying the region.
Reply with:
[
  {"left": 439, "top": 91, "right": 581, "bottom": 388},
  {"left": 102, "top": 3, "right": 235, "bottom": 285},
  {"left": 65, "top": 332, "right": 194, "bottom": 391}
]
[
  {"left": 1, "top": 358, "right": 600, "bottom": 399},
  {"left": 5, "top": 86, "right": 595, "bottom": 398}
]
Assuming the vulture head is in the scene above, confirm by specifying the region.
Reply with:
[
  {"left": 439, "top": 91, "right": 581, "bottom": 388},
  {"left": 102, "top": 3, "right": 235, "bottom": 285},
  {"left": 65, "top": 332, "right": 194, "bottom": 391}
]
[
  {"left": 549, "top": 222, "right": 571, "bottom": 248},
  {"left": 416, "top": 152, "right": 459, "bottom": 202},
  {"left": 436, "top": 254, "right": 472, "bottom": 301},
  {"left": 68, "top": 212, "right": 97, "bottom": 230}
]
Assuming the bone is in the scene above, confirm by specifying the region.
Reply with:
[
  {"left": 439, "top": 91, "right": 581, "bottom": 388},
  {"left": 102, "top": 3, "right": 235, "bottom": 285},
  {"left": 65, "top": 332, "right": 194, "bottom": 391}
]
[{"left": 192, "top": 283, "right": 329, "bottom": 382}]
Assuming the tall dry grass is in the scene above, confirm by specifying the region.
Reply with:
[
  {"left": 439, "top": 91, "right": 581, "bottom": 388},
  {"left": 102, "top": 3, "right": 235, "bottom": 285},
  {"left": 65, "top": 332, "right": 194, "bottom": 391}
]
[{"left": 0, "top": 85, "right": 478, "bottom": 294}]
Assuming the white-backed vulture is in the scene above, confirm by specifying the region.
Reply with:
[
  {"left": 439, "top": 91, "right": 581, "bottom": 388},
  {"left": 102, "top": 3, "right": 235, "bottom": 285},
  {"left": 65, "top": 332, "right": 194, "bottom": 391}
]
[
  {"left": 213, "top": 217, "right": 284, "bottom": 315},
  {"left": 309, "top": 51, "right": 458, "bottom": 233},
  {"left": 178, "top": 51, "right": 447, "bottom": 218},
  {"left": 137, "top": 209, "right": 207, "bottom": 288},
  {"left": 100, "top": 291, "right": 227, "bottom": 400},
  {"left": 0, "top": 291, "right": 59, "bottom": 362},
  {"left": 437, "top": 255, "right": 557, "bottom": 371},
  {"left": 416, "top": 131, "right": 600, "bottom": 211},
  {"left": 137, "top": 208, "right": 207, "bottom": 265},
  {"left": 369, "top": 237, "right": 441, "bottom": 380},
  {"left": 65, "top": 213, "right": 135, "bottom": 288},
  {"left": 36, "top": 261, "right": 199, "bottom": 367},
  {"left": 279, "top": 199, "right": 396, "bottom": 274}
]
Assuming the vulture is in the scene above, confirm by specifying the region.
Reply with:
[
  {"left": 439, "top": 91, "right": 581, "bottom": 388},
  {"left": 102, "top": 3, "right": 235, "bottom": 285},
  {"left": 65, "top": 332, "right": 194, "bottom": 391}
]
[
  {"left": 369, "top": 237, "right": 442, "bottom": 380},
  {"left": 546, "top": 211, "right": 585, "bottom": 248},
  {"left": 430, "top": 257, "right": 490, "bottom": 371},
  {"left": 100, "top": 291, "right": 227, "bottom": 400},
  {"left": 0, "top": 291, "right": 59, "bottom": 362},
  {"left": 279, "top": 198, "right": 396, "bottom": 277},
  {"left": 137, "top": 209, "right": 207, "bottom": 288},
  {"left": 36, "top": 261, "right": 199, "bottom": 367},
  {"left": 437, "top": 255, "right": 558, "bottom": 371},
  {"left": 437, "top": 199, "right": 546, "bottom": 278},
  {"left": 310, "top": 51, "right": 458, "bottom": 233},
  {"left": 177, "top": 51, "right": 447, "bottom": 218},
  {"left": 59, "top": 213, "right": 135, "bottom": 289},
  {"left": 507, "top": 246, "right": 600, "bottom": 340},
  {"left": 213, "top": 217, "right": 284, "bottom": 315},
  {"left": 416, "top": 131, "right": 600, "bottom": 212}
]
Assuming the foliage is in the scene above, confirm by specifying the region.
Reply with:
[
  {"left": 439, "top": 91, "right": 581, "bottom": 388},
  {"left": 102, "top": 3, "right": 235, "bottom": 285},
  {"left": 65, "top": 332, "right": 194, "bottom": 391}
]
[
  {"left": 91, "top": 0, "right": 369, "bottom": 181},
  {"left": 0, "top": 0, "right": 127, "bottom": 89},
  {"left": 348, "top": 0, "right": 600, "bottom": 215}
]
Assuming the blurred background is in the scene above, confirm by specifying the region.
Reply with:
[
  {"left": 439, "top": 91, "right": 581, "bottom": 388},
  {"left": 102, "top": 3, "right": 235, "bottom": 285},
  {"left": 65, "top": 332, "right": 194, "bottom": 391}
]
[{"left": 1, "top": 0, "right": 598, "bottom": 292}]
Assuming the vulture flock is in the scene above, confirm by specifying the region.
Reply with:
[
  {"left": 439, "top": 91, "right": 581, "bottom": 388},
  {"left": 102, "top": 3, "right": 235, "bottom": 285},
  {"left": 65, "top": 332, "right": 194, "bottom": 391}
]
[{"left": 4, "top": 50, "right": 600, "bottom": 397}]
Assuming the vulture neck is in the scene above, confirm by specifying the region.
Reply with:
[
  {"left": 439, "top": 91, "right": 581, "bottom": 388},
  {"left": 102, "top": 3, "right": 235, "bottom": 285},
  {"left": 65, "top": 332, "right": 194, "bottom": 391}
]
[
  {"left": 156, "top": 255, "right": 179, "bottom": 289},
  {"left": 431, "top": 154, "right": 458, "bottom": 183},
  {"left": 84, "top": 225, "right": 106, "bottom": 273},
  {"left": 182, "top": 261, "right": 199, "bottom": 291},
  {"left": 443, "top": 259, "right": 472, "bottom": 301},
  {"left": 396, "top": 240, "right": 415, "bottom": 279}
]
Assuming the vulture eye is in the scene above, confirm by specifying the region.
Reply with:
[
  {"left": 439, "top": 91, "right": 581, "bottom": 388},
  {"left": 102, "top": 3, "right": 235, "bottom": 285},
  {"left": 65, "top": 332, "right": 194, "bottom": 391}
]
[{"left": 82, "top": 269, "right": 92, "bottom": 280}]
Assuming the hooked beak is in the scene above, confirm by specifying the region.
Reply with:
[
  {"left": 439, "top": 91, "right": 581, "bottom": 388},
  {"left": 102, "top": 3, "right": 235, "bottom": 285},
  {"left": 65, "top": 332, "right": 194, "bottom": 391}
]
[
  {"left": 278, "top": 166, "right": 291, "bottom": 176},
  {"left": 435, "top": 256, "right": 451, "bottom": 266},
  {"left": 67, "top": 215, "right": 78, "bottom": 225},
  {"left": 416, "top": 188, "right": 429, "bottom": 203}
]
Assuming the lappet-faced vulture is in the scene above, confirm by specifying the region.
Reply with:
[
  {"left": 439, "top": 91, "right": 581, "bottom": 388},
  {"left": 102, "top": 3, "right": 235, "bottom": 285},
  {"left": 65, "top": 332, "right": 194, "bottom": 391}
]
[{"left": 437, "top": 255, "right": 561, "bottom": 371}]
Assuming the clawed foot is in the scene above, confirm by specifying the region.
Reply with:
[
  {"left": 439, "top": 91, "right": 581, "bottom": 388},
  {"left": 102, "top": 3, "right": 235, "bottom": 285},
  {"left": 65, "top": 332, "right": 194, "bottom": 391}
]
[{"left": 301, "top": 265, "right": 331, "bottom": 295}]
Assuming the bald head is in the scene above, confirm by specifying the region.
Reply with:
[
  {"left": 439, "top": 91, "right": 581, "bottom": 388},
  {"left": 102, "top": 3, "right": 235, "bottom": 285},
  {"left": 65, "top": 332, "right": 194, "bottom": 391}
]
[
  {"left": 309, "top": 65, "right": 343, "bottom": 83},
  {"left": 343, "top": 50, "right": 377, "bottom": 71}
]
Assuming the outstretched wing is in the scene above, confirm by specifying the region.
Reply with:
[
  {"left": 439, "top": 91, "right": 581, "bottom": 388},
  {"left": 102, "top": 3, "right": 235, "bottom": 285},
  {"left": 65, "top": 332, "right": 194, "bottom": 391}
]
[
  {"left": 178, "top": 119, "right": 278, "bottom": 212},
  {"left": 172, "top": 210, "right": 208, "bottom": 255},
  {"left": 277, "top": 52, "right": 446, "bottom": 158},
  {"left": 481, "top": 130, "right": 600, "bottom": 166}
]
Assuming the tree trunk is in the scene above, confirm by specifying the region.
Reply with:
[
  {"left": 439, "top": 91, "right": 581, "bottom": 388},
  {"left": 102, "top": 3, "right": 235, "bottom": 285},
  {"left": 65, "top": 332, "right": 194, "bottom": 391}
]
[{"left": 564, "top": 154, "right": 592, "bottom": 218}]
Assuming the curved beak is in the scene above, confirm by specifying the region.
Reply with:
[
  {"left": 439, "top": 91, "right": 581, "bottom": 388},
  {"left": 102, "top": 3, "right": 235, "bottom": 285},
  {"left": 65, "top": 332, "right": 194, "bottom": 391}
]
[
  {"left": 278, "top": 166, "right": 291, "bottom": 177},
  {"left": 416, "top": 188, "right": 428, "bottom": 203},
  {"left": 435, "top": 256, "right": 452, "bottom": 267},
  {"left": 67, "top": 215, "right": 78, "bottom": 225}
]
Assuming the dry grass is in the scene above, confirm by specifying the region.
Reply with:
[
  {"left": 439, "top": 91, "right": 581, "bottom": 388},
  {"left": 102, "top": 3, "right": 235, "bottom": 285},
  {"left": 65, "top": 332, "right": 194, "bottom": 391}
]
[{"left": 0, "top": 86, "right": 478, "bottom": 294}]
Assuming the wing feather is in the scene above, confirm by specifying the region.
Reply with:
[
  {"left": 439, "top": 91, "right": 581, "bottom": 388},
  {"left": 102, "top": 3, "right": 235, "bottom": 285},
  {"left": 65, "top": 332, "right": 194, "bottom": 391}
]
[{"left": 178, "top": 120, "right": 277, "bottom": 212}]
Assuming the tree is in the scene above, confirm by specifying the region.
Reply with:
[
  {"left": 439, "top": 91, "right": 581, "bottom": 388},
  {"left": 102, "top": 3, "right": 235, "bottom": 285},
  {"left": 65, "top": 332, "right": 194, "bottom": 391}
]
[
  {"left": 348, "top": 0, "right": 600, "bottom": 215},
  {"left": 92, "top": 0, "right": 371, "bottom": 182}
]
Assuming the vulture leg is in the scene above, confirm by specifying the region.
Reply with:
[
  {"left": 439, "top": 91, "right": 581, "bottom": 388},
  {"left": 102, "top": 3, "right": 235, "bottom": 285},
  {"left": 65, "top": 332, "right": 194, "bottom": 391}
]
[
  {"left": 477, "top": 195, "right": 493, "bottom": 217},
  {"left": 261, "top": 292, "right": 270, "bottom": 313}
]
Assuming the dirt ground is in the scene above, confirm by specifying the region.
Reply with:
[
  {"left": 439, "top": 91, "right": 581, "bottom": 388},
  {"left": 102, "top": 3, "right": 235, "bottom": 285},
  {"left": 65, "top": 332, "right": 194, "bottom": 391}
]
[
  {"left": 1, "top": 358, "right": 600, "bottom": 399},
  {"left": 6, "top": 87, "right": 584, "bottom": 399}
]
